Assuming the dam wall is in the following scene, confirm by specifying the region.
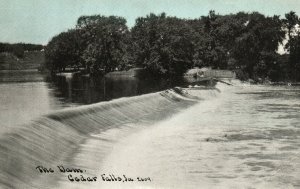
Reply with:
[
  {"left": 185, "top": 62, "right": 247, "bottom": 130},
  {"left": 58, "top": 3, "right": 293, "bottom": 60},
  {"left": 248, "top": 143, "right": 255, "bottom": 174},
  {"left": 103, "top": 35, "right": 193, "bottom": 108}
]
[{"left": 0, "top": 87, "right": 219, "bottom": 189}]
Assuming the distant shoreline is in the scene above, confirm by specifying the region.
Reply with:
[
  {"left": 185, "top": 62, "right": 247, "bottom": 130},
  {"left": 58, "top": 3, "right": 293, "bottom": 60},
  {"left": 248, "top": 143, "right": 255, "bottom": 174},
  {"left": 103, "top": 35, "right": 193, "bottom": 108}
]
[
  {"left": 0, "top": 69, "right": 45, "bottom": 83},
  {"left": 1, "top": 69, "right": 300, "bottom": 86},
  {"left": 269, "top": 82, "right": 300, "bottom": 86},
  {"left": 0, "top": 69, "right": 39, "bottom": 73}
]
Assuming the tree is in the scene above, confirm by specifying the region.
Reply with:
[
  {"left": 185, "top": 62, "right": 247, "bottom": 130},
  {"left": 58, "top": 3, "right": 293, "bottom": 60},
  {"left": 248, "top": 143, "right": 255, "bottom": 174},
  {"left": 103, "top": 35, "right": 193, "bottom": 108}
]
[
  {"left": 283, "top": 11, "right": 299, "bottom": 51},
  {"left": 76, "top": 15, "right": 129, "bottom": 74},
  {"left": 282, "top": 11, "right": 300, "bottom": 81},
  {"left": 130, "top": 13, "right": 194, "bottom": 76},
  {"left": 0, "top": 42, "right": 43, "bottom": 58},
  {"left": 45, "top": 29, "right": 81, "bottom": 72},
  {"left": 231, "top": 13, "right": 284, "bottom": 80},
  {"left": 44, "top": 11, "right": 292, "bottom": 81},
  {"left": 288, "top": 32, "right": 300, "bottom": 80},
  {"left": 45, "top": 15, "right": 129, "bottom": 74}
]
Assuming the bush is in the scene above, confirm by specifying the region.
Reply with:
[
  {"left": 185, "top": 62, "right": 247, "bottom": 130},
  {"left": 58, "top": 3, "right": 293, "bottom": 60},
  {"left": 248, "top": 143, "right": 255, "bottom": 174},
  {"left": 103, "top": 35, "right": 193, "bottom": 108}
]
[{"left": 235, "top": 69, "right": 249, "bottom": 81}]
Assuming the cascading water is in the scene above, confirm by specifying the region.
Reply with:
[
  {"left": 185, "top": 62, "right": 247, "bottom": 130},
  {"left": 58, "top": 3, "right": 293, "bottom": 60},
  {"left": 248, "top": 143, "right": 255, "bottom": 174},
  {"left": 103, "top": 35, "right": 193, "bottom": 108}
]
[
  {"left": 0, "top": 86, "right": 220, "bottom": 189},
  {"left": 1, "top": 82, "right": 299, "bottom": 189}
]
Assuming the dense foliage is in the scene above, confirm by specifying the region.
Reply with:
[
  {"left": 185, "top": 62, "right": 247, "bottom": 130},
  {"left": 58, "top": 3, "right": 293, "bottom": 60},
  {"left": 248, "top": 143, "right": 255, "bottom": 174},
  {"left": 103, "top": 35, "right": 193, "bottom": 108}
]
[
  {"left": 45, "top": 16, "right": 129, "bottom": 74},
  {"left": 0, "top": 43, "right": 44, "bottom": 58},
  {"left": 284, "top": 11, "right": 300, "bottom": 81},
  {"left": 130, "top": 13, "right": 195, "bottom": 76},
  {"left": 45, "top": 11, "right": 300, "bottom": 81}
]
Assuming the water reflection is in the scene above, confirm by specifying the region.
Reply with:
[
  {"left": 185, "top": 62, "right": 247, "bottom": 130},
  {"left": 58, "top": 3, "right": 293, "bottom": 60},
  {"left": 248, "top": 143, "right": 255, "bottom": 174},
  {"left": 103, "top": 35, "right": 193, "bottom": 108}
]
[
  {"left": 53, "top": 73, "right": 196, "bottom": 104},
  {"left": 0, "top": 70, "right": 45, "bottom": 82},
  {"left": 0, "top": 70, "right": 211, "bottom": 136}
]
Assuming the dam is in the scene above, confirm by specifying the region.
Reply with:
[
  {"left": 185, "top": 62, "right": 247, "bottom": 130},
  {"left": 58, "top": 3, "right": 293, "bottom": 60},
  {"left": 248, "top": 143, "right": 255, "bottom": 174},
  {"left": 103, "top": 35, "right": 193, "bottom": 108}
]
[
  {"left": 0, "top": 73, "right": 300, "bottom": 188},
  {"left": 0, "top": 83, "right": 217, "bottom": 189}
]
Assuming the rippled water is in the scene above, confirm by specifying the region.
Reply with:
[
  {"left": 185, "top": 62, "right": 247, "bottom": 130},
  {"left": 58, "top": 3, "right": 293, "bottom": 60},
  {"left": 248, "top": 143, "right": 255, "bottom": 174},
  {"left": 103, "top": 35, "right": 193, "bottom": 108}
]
[
  {"left": 1, "top": 71, "right": 300, "bottom": 189},
  {"left": 78, "top": 84, "right": 300, "bottom": 189}
]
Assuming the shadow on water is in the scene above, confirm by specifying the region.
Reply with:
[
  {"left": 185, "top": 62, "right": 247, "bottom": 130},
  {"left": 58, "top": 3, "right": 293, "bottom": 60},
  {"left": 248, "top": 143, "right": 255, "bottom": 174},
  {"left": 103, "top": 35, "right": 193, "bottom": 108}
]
[
  {"left": 52, "top": 73, "right": 211, "bottom": 104},
  {"left": 0, "top": 70, "right": 45, "bottom": 82}
]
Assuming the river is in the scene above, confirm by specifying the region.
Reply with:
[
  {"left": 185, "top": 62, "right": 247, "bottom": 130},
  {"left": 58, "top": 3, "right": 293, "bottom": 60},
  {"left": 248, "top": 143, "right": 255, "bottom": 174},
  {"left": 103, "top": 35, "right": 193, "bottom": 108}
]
[{"left": 0, "top": 71, "right": 299, "bottom": 189}]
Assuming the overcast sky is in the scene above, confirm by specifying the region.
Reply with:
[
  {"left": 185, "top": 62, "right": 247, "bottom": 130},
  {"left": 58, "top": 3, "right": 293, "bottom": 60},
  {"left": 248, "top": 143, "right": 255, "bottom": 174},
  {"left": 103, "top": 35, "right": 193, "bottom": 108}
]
[{"left": 0, "top": 0, "right": 300, "bottom": 45}]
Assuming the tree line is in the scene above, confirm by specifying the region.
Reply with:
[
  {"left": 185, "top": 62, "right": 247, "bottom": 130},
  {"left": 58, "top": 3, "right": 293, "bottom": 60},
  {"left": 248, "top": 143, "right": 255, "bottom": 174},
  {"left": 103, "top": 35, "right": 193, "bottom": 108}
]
[
  {"left": 0, "top": 43, "right": 44, "bottom": 58},
  {"left": 45, "top": 11, "right": 300, "bottom": 81}
]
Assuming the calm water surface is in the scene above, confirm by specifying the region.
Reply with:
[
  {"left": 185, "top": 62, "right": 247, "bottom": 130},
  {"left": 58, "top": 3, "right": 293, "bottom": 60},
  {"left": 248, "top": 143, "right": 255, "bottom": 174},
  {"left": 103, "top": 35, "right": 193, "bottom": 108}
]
[
  {"left": 0, "top": 71, "right": 74, "bottom": 136},
  {"left": 0, "top": 71, "right": 186, "bottom": 135}
]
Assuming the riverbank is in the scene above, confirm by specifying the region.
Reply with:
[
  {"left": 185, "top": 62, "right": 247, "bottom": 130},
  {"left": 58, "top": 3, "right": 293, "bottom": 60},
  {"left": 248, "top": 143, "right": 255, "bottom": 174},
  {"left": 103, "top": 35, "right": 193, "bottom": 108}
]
[
  {"left": 0, "top": 51, "right": 45, "bottom": 70},
  {"left": 269, "top": 82, "right": 300, "bottom": 86},
  {"left": 0, "top": 69, "right": 45, "bottom": 82}
]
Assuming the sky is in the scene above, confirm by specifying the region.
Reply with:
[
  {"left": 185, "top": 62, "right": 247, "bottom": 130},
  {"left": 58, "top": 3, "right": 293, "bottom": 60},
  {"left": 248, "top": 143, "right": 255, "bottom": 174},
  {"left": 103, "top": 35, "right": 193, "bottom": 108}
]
[{"left": 1, "top": 0, "right": 300, "bottom": 45}]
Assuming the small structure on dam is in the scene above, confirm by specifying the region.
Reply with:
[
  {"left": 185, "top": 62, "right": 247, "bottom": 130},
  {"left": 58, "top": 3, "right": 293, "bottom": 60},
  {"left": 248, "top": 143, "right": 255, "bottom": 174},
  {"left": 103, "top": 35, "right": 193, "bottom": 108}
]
[{"left": 184, "top": 67, "right": 236, "bottom": 83}]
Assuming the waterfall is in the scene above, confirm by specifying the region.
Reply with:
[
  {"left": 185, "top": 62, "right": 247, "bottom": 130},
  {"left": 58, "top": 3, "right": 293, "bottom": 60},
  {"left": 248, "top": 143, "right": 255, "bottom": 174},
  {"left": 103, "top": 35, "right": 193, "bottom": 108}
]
[{"left": 0, "top": 86, "right": 221, "bottom": 189}]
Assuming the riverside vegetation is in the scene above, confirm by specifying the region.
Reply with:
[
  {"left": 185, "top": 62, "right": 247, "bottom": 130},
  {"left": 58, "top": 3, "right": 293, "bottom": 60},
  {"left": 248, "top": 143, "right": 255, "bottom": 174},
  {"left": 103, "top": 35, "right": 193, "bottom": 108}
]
[
  {"left": 0, "top": 43, "right": 45, "bottom": 70},
  {"left": 7, "top": 11, "right": 300, "bottom": 82}
]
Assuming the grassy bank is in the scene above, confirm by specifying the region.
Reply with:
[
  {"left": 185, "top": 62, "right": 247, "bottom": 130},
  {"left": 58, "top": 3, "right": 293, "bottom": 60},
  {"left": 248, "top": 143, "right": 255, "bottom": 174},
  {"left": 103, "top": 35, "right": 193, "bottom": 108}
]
[{"left": 0, "top": 51, "right": 45, "bottom": 70}]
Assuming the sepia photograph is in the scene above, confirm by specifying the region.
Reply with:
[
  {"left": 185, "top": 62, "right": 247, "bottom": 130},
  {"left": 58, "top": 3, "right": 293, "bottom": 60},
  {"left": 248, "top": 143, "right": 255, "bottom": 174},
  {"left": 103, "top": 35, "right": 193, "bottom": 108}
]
[{"left": 0, "top": 0, "right": 300, "bottom": 188}]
